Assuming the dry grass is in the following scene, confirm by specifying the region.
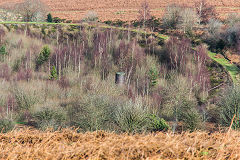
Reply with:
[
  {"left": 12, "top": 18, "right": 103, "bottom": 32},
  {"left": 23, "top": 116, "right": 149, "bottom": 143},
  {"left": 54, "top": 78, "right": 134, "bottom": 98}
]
[
  {"left": 1, "top": 0, "right": 240, "bottom": 21},
  {"left": 0, "top": 128, "right": 239, "bottom": 159}
]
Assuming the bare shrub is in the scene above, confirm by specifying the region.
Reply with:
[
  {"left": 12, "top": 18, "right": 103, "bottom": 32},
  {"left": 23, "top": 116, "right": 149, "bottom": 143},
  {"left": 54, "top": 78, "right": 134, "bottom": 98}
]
[
  {"left": 66, "top": 95, "right": 118, "bottom": 132},
  {"left": 0, "top": 64, "right": 11, "bottom": 81},
  {"left": 162, "top": 4, "right": 181, "bottom": 30},
  {"left": 33, "top": 107, "right": 67, "bottom": 130},
  {"left": 165, "top": 37, "right": 191, "bottom": 72},
  {"left": 161, "top": 74, "right": 201, "bottom": 132},
  {"left": 50, "top": 42, "right": 84, "bottom": 78},
  {"left": 113, "top": 39, "right": 146, "bottom": 83},
  {"left": 14, "top": 0, "right": 49, "bottom": 22},
  {"left": 65, "top": 93, "right": 169, "bottom": 133},
  {"left": 224, "top": 23, "right": 240, "bottom": 49},
  {"left": 162, "top": 5, "right": 199, "bottom": 33},
  {"left": 92, "top": 31, "right": 112, "bottom": 79},
  {"left": 195, "top": 0, "right": 217, "bottom": 24},
  {"left": 16, "top": 68, "right": 32, "bottom": 81},
  {"left": 204, "top": 19, "right": 224, "bottom": 52},
  {"left": 82, "top": 11, "right": 98, "bottom": 22},
  {"left": 194, "top": 45, "right": 210, "bottom": 95},
  {"left": 0, "top": 29, "right": 6, "bottom": 43},
  {"left": 225, "top": 13, "right": 240, "bottom": 27},
  {"left": 207, "top": 19, "right": 223, "bottom": 35},
  {"left": 11, "top": 86, "right": 37, "bottom": 122},
  {"left": 58, "top": 76, "right": 70, "bottom": 90},
  {"left": 114, "top": 100, "right": 150, "bottom": 133},
  {"left": 219, "top": 85, "right": 240, "bottom": 129},
  {"left": 177, "top": 8, "right": 199, "bottom": 33},
  {"left": 206, "top": 22, "right": 240, "bottom": 53},
  {"left": 138, "top": 0, "right": 151, "bottom": 28}
]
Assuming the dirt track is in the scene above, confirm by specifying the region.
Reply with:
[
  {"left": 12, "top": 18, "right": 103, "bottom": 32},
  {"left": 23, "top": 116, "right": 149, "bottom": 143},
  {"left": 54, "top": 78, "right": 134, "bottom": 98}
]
[{"left": 0, "top": 0, "right": 240, "bottom": 21}]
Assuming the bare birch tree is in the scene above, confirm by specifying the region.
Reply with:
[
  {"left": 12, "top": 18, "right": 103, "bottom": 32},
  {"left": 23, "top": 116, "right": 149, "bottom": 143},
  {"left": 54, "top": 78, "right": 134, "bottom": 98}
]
[
  {"left": 178, "top": 8, "right": 199, "bottom": 33},
  {"left": 14, "top": 0, "right": 49, "bottom": 22},
  {"left": 138, "top": 0, "right": 151, "bottom": 29},
  {"left": 195, "top": 0, "right": 217, "bottom": 24}
]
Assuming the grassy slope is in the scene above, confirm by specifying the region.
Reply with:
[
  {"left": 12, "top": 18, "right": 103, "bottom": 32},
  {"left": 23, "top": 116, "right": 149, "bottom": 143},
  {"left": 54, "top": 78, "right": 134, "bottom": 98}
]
[
  {"left": 208, "top": 51, "right": 240, "bottom": 84},
  {"left": 0, "top": 21, "right": 238, "bottom": 83},
  {"left": 0, "top": 21, "right": 169, "bottom": 39}
]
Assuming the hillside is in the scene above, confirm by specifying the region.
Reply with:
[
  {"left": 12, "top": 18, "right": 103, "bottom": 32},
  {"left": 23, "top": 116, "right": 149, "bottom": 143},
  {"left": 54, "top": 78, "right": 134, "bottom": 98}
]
[
  {"left": 0, "top": 0, "right": 240, "bottom": 21},
  {"left": 0, "top": 3, "right": 239, "bottom": 159}
]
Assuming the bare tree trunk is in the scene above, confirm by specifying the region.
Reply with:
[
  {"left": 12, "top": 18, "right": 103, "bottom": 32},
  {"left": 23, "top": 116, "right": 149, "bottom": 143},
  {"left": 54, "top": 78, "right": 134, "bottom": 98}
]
[
  {"left": 57, "top": 26, "right": 59, "bottom": 45},
  {"left": 78, "top": 53, "right": 81, "bottom": 78},
  {"left": 74, "top": 50, "right": 76, "bottom": 71},
  {"left": 59, "top": 58, "right": 61, "bottom": 79},
  {"left": 128, "top": 27, "right": 130, "bottom": 43},
  {"left": 198, "top": 2, "right": 203, "bottom": 24}
]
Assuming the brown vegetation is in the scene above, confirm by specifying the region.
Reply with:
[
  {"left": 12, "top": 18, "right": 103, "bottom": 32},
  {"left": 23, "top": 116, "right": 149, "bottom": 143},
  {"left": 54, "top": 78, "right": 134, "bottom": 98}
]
[
  {"left": 0, "top": 0, "right": 240, "bottom": 21},
  {"left": 0, "top": 128, "right": 239, "bottom": 159}
]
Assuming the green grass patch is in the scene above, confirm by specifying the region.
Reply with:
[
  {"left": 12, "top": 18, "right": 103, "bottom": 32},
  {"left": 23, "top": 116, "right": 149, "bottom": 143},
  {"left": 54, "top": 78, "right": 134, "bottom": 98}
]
[
  {"left": 115, "top": 11, "right": 127, "bottom": 15},
  {"left": 16, "top": 122, "right": 27, "bottom": 125},
  {"left": 152, "top": 8, "right": 165, "bottom": 11},
  {"left": 0, "top": 21, "right": 79, "bottom": 26},
  {"left": 0, "top": 21, "right": 169, "bottom": 40},
  {"left": 208, "top": 51, "right": 240, "bottom": 84}
]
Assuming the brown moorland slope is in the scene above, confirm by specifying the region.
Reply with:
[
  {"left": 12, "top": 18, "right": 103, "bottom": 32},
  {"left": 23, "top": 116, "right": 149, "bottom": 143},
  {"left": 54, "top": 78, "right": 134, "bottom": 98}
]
[
  {"left": 0, "top": 128, "right": 240, "bottom": 159},
  {"left": 0, "top": 0, "right": 240, "bottom": 21}
]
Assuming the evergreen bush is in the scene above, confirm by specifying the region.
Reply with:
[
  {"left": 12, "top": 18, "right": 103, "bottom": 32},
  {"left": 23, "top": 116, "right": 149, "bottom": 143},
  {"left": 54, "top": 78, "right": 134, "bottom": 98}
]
[
  {"left": 46, "top": 13, "right": 53, "bottom": 23},
  {"left": 36, "top": 45, "right": 51, "bottom": 69},
  {"left": 146, "top": 114, "right": 170, "bottom": 131},
  {"left": 49, "top": 66, "right": 58, "bottom": 80}
]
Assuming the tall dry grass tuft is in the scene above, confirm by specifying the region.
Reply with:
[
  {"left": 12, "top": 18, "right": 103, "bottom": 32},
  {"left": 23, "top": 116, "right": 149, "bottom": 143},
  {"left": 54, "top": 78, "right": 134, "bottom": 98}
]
[
  {"left": 15, "top": 68, "right": 32, "bottom": 81},
  {"left": 0, "top": 64, "right": 11, "bottom": 81}
]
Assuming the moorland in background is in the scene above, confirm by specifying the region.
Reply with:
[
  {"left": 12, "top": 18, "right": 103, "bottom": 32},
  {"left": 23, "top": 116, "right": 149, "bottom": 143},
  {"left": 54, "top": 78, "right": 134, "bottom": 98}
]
[{"left": 0, "top": 0, "right": 240, "bottom": 21}]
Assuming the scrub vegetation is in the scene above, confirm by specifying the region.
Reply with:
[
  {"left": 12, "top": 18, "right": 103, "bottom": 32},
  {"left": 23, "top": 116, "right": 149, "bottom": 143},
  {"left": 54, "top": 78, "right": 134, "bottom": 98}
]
[{"left": 0, "top": 0, "right": 239, "bottom": 159}]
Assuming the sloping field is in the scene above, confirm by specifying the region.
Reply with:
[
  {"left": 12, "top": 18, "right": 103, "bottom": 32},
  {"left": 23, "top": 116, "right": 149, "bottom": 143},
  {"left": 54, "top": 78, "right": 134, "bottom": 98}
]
[
  {"left": 0, "top": 129, "right": 239, "bottom": 159},
  {"left": 0, "top": 0, "right": 240, "bottom": 21}
]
